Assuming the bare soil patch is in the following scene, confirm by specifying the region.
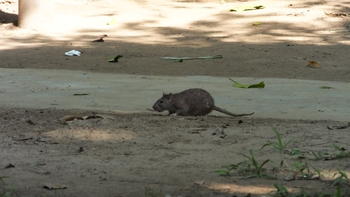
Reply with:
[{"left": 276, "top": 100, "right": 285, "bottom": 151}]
[{"left": 0, "top": 108, "right": 349, "bottom": 196}]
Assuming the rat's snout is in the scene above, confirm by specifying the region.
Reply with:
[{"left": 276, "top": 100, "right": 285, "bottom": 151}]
[{"left": 152, "top": 103, "right": 162, "bottom": 112}]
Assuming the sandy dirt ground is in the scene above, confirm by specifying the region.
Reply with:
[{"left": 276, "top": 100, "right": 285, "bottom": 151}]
[
  {"left": 1, "top": 0, "right": 350, "bottom": 196},
  {"left": 0, "top": 108, "right": 350, "bottom": 197}
]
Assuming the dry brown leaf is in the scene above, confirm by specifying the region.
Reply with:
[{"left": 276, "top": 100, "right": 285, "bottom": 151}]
[
  {"left": 92, "top": 34, "right": 108, "bottom": 42},
  {"left": 306, "top": 61, "right": 320, "bottom": 68},
  {"left": 325, "top": 12, "right": 348, "bottom": 17},
  {"left": 82, "top": 115, "right": 104, "bottom": 120}
]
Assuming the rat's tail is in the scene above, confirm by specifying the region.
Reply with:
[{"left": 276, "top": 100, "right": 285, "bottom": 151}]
[{"left": 213, "top": 106, "right": 254, "bottom": 117}]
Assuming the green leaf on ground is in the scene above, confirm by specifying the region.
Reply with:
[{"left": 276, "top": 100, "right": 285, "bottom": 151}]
[
  {"left": 252, "top": 22, "right": 262, "bottom": 26},
  {"left": 230, "top": 5, "right": 265, "bottom": 12},
  {"left": 320, "top": 86, "right": 334, "bottom": 89}
]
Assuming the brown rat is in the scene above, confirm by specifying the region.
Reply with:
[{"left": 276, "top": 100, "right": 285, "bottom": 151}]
[{"left": 152, "top": 88, "right": 254, "bottom": 117}]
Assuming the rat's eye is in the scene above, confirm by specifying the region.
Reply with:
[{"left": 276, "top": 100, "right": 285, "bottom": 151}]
[{"left": 159, "top": 100, "right": 164, "bottom": 104}]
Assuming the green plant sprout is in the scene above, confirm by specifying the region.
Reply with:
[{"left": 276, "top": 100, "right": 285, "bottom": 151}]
[{"left": 261, "top": 129, "right": 291, "bottom": 153}]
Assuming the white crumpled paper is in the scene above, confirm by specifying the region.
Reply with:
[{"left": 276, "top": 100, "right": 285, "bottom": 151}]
[{"left": 64, "top": 50, "right": 81, "bottom": 56}]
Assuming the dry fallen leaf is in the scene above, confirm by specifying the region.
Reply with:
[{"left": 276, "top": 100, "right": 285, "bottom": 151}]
[
  {"left": 61, "top": 114, "right": 104, "bottom": 122},
  {"left": 4, "top": 163, "right": 15, "bottom": 169},
  {"left": 108, "top": 55, "right": 123, "bottom": 63},
  {"left": 82, "top": 115, "right": 104, "bottom": 120},
  {"left": 73, "top": 93, "right": 89, "bottom": 96},
  {"left": 92, "top": 34, "right": 108, "bottom": 42},
  {"left": 229, "top": 78, "right": 265, "bottom": 88},
  {"left": 230, "top": 5, "right": 265, "bottom": 12},
  {"left": 325, "top": 12, "right": 348, "bottom": 17},
  {"left": 61, "top": 115, "right": 84, "bottom": 122},
  {"left": 307, "top": 61, "right": 320, "bottom": 68},
  {"left": 43, "top": 184, "right": 67, "bottom": 190}
]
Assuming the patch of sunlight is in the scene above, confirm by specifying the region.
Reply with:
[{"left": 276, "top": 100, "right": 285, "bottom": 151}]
[
  {"left": 44, "top": 128, "right": 136, "bottom": 141},
  {"left": 319, "top": 169, "right": 350, "bottom": 181},
  {"left": 275, "top": 35, "right": 322, "bottom": 42},
  {"left": 0, "top": 41, "right": 42, "bottom": 51},
  {"left": 201, "top": 182, "right": 299, "bottom": 195},
  {"left": 0, "top": 0, "right": 349, "bottom": 50},
  {"left": 339, "top": 40, "right": 350, "bottom": 45}
]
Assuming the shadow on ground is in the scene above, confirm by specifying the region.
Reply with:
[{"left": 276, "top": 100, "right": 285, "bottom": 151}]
[
  {"left": 0, "top": 32, "right": 349, "bottom": 82},
  {"left": 0, "top": 0, "right": 349, "bottom": 81}
]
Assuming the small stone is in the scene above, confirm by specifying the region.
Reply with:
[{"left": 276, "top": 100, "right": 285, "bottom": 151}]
[{"left": 78, "top": 147, "right": 85, "bottom": 153}]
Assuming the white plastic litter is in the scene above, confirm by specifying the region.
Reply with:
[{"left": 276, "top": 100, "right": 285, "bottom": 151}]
[{"left": 64, "top": 50, "right": 81, "bottom": 56}]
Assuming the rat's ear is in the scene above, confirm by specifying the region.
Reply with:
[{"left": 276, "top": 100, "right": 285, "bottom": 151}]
[{"left": 163, "top": 92, "right": 172, "bottom": 99}]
